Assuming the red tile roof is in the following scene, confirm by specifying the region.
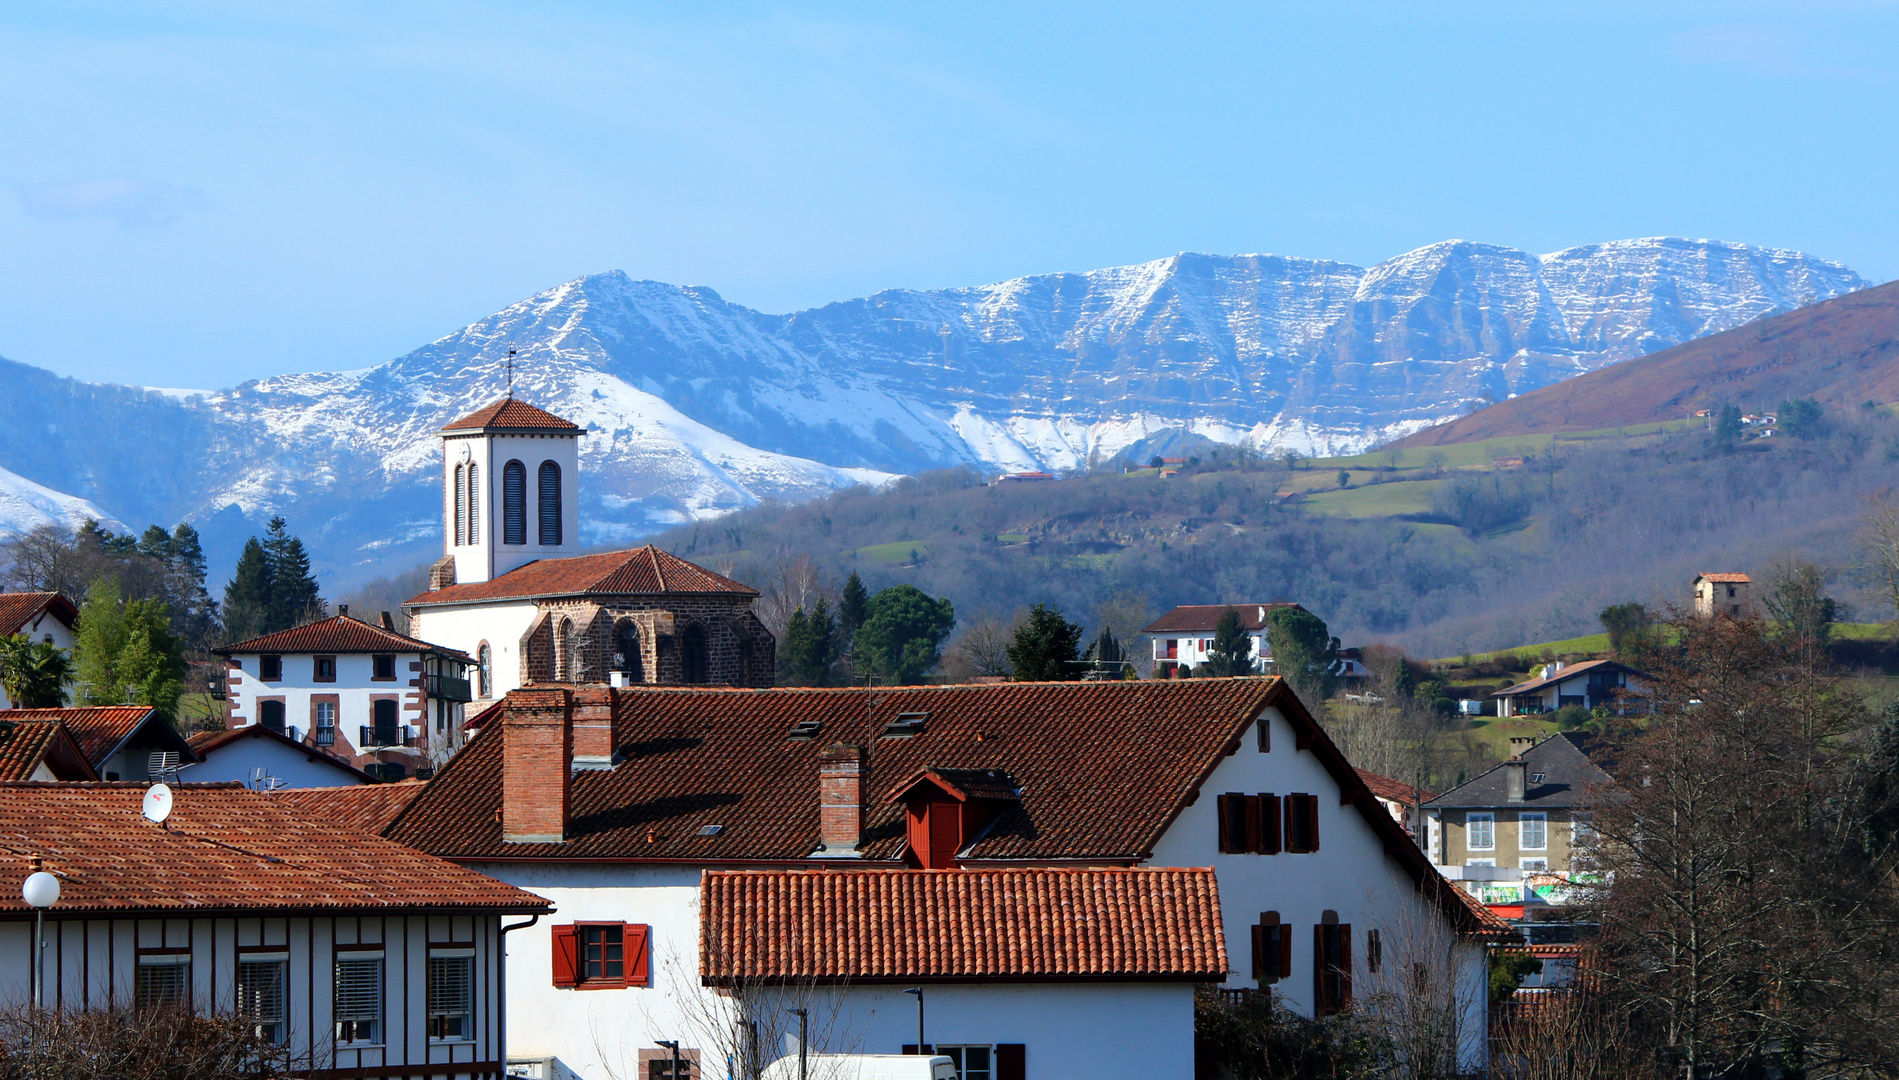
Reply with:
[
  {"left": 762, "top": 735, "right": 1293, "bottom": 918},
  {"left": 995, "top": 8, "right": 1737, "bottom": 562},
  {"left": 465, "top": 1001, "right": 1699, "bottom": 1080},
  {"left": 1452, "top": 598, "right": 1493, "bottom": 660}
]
[
  {"left": 1140, "top": 603, "right": 1305, "bottom": 634},
  {"left": 216, "top": 614, "right": 471, "bottom": 659},
  {"left": 271, "top": 782, "right": 427, "bottom": 833},
  {"left": 440, "top": 397, "right": 582, "bottom": 433},
  {"left": 1357, "top": 769, "right": 1434, "bottom": 804},
  {"left": 0, "top": 721, "right": 96, "bottom": 781},
  {"left": 0, "top": 782, "right": 550, "bottom": 915},
  {"left": 406, "top": 545, "right": 758, "bottom": 607},
  {"left": 0, "top": 592, "right": 76, "bottom": 637},
  {"left": 2, "top": 707, "right": 182, "bottom": 770},
  {"left": 1697, "top": 572, "right": 1751, "bottom": 583},
  {"left": 186, "top": 724, "right": 377, "bottom": 783},
  {"left": 701, "top": 868, "right": 1227, "bottom": 984},
  {"left": 1493, "top": 659, "right": 1645, "bottom": 699}
]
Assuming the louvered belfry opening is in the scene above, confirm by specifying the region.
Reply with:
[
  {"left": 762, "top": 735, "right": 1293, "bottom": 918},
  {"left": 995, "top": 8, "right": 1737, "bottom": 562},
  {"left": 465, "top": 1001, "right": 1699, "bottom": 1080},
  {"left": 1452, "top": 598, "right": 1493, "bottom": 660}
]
[
  {"left": 538, "top": 460, "right": 562, "bottom": 546},
  {"left": 502, "top": 460, "right": 527, "bottom": 545}
]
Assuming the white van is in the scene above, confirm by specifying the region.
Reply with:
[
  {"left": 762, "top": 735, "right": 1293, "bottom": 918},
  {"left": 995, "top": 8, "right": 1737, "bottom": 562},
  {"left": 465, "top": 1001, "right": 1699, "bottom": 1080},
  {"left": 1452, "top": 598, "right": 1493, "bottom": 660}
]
[{"left": 759, "top": 1053, "right": 958, "bottom": 1080}]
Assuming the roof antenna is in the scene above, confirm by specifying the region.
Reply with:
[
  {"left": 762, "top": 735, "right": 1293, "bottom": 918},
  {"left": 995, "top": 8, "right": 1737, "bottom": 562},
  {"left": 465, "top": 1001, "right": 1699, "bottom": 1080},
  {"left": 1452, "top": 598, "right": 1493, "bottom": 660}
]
[{"left": 507, "top": 349, "right": 517, "bottom": 399}]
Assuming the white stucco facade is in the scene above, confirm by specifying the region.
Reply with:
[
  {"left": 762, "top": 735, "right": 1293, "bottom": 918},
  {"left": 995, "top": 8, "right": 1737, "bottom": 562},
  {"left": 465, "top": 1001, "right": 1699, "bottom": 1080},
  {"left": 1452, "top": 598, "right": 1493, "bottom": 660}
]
[
  {"left": 442, "top": 429, "right": 581, "bottom": 586},
  {"left": 0, "top": 606, "right": 73, "bottom": 709},
  {"left": 190, "top": 728, "right": 370, "bottom": 788},
  {"left": 223, "top": 647, "right": 466, "bottom": 779},
  {"left": 407, "top": 600, "right": 540, "bottom": 711}
]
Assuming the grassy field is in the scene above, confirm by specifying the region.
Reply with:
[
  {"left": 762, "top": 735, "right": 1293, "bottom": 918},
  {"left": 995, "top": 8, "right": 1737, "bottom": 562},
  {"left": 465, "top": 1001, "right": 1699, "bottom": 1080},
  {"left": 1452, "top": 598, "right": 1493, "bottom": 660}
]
[
  {"left": 1300, "top": 478, "right": 1443, "bottom": 518},
  {"left": 1462, "top": 716, "right": 1561, "bottom": 761},
  {"left": 852, "top": 541, "right": 929, "bottom": 565},
  {"left": 1433, "top": 623, "right": 1894, "bottom": 666}
]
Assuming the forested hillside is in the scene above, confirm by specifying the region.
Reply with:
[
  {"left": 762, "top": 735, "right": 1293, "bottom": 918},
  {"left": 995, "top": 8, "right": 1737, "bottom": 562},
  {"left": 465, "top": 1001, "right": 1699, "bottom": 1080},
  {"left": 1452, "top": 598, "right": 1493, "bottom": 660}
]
[{"left": 647, "top": 409, "right": 1899, "bottom": 657}]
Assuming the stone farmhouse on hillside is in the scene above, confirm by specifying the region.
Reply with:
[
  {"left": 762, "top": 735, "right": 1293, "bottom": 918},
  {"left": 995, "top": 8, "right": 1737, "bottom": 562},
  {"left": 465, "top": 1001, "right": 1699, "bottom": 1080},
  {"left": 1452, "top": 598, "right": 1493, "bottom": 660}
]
[
  {"left": 1694, "top": 572, "right": 1753, "bottom": 617},
  {"left": 378, "top": 676, "right": 1512, "bottom": 1079}
]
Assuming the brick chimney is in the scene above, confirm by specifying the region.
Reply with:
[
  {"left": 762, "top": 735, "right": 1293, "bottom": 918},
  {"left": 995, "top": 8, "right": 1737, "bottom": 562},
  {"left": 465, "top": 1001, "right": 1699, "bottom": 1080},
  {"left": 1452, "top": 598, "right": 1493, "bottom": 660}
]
[
  {"left": 571, "top": 687, "right": 615, "bottom": 771},
  {"left": 816, "top": 743, "right": 865, "bottom": 857},
  {"left": 1504, "top": 758, "right": 1527, "bottom": 803},
  {"left": 502, "top": 690, "right": 571, "bottom": 843}
]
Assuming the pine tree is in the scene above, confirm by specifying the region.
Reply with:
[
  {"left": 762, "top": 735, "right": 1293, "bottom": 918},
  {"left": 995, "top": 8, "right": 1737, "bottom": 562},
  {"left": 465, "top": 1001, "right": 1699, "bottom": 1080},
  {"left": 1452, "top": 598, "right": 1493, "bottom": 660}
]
[
  {"left": 839, "top": 571, "right": 869, "bottom": 639},
  {"left": 1264, "top": 606, "right": 1343, "bottom": 704},
  {"left": 222, "top": 538, "right": 273, "bottom": 643},
  {"left": 261, "top": 517, "right": 323, "bottom": 632},
  {"left": 165, "top": 522, "right": 219, "bottom": 646},
  {"left": 1202, "top": 607, "right": 1256, "bottom": 677},
  {"left": 853, "top": 585, "right": 954, "bottom": 685},
  {"left": 1006, "top": 604, "right": 1084, "bottom": 681},
  {"left": 783, "top": 598, "right": 838, "bottom": 686}
]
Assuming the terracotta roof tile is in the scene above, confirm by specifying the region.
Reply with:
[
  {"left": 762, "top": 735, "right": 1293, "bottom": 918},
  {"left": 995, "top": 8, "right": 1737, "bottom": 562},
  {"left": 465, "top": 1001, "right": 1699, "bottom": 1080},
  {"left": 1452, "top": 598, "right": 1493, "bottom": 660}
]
[
  {"left": 0, "top": 592, "right": 76, "bottom": 637},
  {"left": 406, "top": 545, "right": 758, "bottom": 607},
  {"left": 1697, "top": 572, "right": 1752, "bottom": 583},
  {"left": 440, "top": 397, "right": 582, "bottom": 433},
  {"left": 0, "top": 721, "right": 95, "bottom": 781},
  {"left": 0, "top": 782, "right": 549, "bottom": 915},
  {"left": 700, "top": 868, "right": 1227, "bottom": 983},
  {"left": 186, "top": 725, "right": 377, "bottom": 783},
  {"left": 1140, "top": 603, "right": 1304, "bottom": 634},
  {"left": 1357, "top": 769, "right": 1434, "bottom": 804},
  {"left": 271, "top": 782, "right": 427, "bottom": 833},
  {"left": 216, "top": 614, "right": 471, "bottom": 659},
  {"left": 2, "top": 707, "right": 178, "bottom": 770}
]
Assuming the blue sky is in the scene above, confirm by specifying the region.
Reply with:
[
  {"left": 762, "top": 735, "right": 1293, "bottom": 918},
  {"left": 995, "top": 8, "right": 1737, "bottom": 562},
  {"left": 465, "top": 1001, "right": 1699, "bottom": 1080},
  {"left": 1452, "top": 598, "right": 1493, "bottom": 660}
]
[{"left": 3, "top": 1, "right": 1896, "bottom": 388}]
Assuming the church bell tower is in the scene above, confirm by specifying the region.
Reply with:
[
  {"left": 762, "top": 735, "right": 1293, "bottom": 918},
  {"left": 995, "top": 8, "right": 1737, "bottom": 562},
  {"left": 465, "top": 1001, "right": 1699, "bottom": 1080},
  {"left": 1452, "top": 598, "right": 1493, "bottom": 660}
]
[{"left": 437, "top": 398, "right": 584, "bottom": 584}]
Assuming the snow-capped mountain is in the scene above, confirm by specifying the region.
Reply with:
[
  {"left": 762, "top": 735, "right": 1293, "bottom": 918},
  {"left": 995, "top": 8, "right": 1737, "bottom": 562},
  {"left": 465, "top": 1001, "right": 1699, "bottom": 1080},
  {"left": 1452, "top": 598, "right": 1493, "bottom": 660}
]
[
  {"left": 0, "top": 236, "right": 1864, "bottom": 583},
  {"left": 0, "top": 465, "right": 121, "bottom": 539}
]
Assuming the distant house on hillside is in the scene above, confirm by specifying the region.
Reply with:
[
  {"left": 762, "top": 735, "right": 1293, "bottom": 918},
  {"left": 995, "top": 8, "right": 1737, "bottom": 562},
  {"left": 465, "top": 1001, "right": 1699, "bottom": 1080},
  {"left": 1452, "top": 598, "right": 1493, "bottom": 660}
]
[
  {"left": 1140, "top": 605, "right": 1371, "bottom": 679},
  {"left": 1491, "top": 659, "right": 1646, "bottom": 718},
  {"left": 1694, "top": 572, "right": 1753, "bottom": 618},
  {"left": 996, "top": 470, "right": 1056, "bottom": 483},
  {"left": 0, "top": 592, "right": 76, "bottom": 708}
]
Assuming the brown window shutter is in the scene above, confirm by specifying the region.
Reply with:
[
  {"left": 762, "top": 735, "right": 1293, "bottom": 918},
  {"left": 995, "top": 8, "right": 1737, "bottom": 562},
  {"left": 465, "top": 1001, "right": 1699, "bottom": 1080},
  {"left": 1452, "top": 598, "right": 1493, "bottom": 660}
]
[
  {"left": 627, "top": 923, "right": 652, "bottom": 986},
  {"left": 1278, "top": 924, "right": 1293, "bottom": 979},
  {"left": 551, "top": 925, "right": 579, "bottom": 987},
  {"left": 1260, "top": 794, "right": 1282, "bottom": 854},
  {"left": 1251, "top": 923, "right": 1266, "bottom": 979},
  {"left": 1243, "top": 795, "right": 1262, "bottom": 854},
  {"left": 1313, "top": 924, "right": 1328, "bottom": 1013},
  {"left": 1285, "top": 795, "right": 1308, "bottom": 854},
  {"left": 1217, "top": 794, "right": 1233, "bottom": 852},
  {"left": 1306, "top": 794, "right": 1320, "bottom": 852},
  {"left": 1339, "top": 925, "right": 1353, "bottom": 1007},
  {"left": 996, "top": 1043, "right": 1026, "bottom": 1080}
]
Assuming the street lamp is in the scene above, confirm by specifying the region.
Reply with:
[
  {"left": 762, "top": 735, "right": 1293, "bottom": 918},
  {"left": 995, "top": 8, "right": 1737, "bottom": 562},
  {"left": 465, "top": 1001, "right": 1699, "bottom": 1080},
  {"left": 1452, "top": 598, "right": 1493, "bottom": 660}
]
[
  {"left": 657, "top": 1038, "right": 682, "bottom": 1080},
  {"left": 903, "top": 987, "right": 924, "bottom": 1055},
  {"left": 791, "top": 1008, "right": 808, "bottom": 1080},
  {"left": 22, "top": 859, "right": 59, "bottom": 1010}
]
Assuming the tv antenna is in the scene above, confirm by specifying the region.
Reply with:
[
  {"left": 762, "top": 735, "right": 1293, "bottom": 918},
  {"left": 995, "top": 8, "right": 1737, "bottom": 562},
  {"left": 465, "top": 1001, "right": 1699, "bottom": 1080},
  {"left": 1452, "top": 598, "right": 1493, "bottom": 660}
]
[
  {"left": 142, "top": 782, "right": 173, "bottom": 825},
  {"left": 249, "top": 768, "right": 286, "bottom": 792}
]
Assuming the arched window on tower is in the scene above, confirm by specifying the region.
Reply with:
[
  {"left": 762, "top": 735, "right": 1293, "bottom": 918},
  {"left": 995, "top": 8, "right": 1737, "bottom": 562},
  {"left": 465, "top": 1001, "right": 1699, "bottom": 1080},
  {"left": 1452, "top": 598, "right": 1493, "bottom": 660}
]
[
  {"left": 503, "top": 460, "right": 527, "bottom": 545},
  {"left": 477, "top": 642, "right": 492, "bottom": 698},
  {"left": 681, "top": 625, "right": 709, "bottom": 685},
  {"left": 453, "top": 464, "right": 464, "bottom": 546},
  {"left": 466, "top": 463, "right": 479, "bottom": 545},
  {"left": 538, "top": 461, "right": 562, "bottom": 546},
  {"left": 613, "top": 621, "right": 643, "bottom": 685}
]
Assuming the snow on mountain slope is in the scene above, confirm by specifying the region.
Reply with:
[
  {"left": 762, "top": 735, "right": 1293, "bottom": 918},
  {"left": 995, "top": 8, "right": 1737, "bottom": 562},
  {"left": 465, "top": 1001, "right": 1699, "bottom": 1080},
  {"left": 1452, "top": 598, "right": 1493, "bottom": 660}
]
[
  {"left": 0, "top": 236, "right": 1864, "bottom": 584},
  {"left": 0, "top": 465, "right": 122, "bottom": 538}
]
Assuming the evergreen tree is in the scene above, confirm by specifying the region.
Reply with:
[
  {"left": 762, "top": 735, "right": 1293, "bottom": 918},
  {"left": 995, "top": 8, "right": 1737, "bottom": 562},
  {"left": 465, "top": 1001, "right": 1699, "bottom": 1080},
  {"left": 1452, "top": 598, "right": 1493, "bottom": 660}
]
[
  {"left": 838, "top": 571, "right": 869, "bottom": 639},
  {"left": 262, "top": 517, "right": 323, "bottom": 631},
  {"left": 0, "top": 635, "right": 72, "bottom": 707},
  {"left": 1090, "top": 626, "right": 1126, "bottom": 677},
  {"left": 783, "top": 598, "right": 838, "bottom": 686},
  {"left": 1005, "top": 603, "right": 1084, "bottom": 681},
  {"left": 1714, "top": 404, "right": 1744, "bottom": 448},
  {"left": 1201, "top": 607, "right": 1257, "bottom": 677},
  {"left": 1264, "top": 605, "right": 1343, "bottom": 704},
  {"left": 165, "top": 522, "right": 219, "bottom": 646},
  {"left": 222, "top": 538, "right": 273, "bottom": 643},
  {"left": 853, "top": 585, "right": 955, "bottom": 685}
]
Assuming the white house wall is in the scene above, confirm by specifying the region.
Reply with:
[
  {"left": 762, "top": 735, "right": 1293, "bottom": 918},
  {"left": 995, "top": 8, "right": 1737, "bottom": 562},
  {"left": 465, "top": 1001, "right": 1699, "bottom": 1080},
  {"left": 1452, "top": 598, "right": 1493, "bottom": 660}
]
[
  {"left": 409, "top": 601, "right": 541, "bottom": 706},
  {"left": 444, "top": 432, "right": 581, "bottom": 586},
  {"left": 227, "top": 651, "right": 427, "bottom": 749},
  {"left": 191, "top": 734, "right": 368, "bottom": 788},
  {"left": 0, "top": 613, "right": 73, "bottom": 709},
  {"left": 1143, "top": 704, "right": 1490, "bottom": 1067},
  {"left": 0, "top": 912, "right": 506, "bottom": 1078}
]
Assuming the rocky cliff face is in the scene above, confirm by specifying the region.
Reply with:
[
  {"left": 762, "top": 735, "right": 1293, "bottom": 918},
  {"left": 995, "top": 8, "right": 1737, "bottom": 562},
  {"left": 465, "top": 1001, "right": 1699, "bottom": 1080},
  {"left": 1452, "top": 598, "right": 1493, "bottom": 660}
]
[{"left": 0, "top": 236, "right": 1862, "bottom": 581}]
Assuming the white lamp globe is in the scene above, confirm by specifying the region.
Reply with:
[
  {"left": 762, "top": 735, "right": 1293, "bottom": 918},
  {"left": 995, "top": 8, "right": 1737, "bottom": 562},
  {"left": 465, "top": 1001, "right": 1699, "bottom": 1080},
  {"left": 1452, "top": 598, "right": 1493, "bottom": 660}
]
[{"left": 21, "top": 871, "right": 59, "bottom": 909}]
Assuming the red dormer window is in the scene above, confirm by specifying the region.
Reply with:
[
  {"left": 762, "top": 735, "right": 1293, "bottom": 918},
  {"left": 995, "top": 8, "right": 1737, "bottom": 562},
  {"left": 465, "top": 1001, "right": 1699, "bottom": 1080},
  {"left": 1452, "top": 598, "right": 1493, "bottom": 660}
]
[{"left": 889, "top": 768, "right": 1019, "bottom": 870}]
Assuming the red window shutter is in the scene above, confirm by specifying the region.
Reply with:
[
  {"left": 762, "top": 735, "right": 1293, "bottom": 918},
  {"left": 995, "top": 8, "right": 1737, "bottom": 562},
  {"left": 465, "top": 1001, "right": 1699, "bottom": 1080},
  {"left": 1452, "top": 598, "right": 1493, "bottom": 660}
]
[
  {"left": 1216, "top": 794, "right": 1233, "bottom": 852},
  {"left": 996, "top": 1043, "right": 1025, "bottom": 1080},
  {"left": 1260, "top": 794, "right": 1282, "bottom": 854},
  {"left": 1338, "top": 925, "right": 1353, "bottom": 1007},
  {"left": 1278, "top": 924, "right": 1293, "bottom": 979},
  {"left": 1251, "top": 923, "right": 1266, "bottom": 979},
  {"left": 626, "top": 923, "right": 652, "bottom": 986},
  {"left": 1306, "top": 794, "right": 1320, "bottom": 852},
  {"left": 1242, "top": 795, "right": 1262, "bottom": 854},
  {"left": 551, "top": 925, "right": 579, "bottom": 987}
]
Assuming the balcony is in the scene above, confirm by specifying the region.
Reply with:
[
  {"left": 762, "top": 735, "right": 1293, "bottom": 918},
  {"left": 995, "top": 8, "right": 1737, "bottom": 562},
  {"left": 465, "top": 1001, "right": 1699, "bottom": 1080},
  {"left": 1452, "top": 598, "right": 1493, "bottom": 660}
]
[
  {"left": 359, "top": 724, "right": 418, "bottom": 749},
  {"left": 426, "top": 673, "right": 473, "bottom": 702}
]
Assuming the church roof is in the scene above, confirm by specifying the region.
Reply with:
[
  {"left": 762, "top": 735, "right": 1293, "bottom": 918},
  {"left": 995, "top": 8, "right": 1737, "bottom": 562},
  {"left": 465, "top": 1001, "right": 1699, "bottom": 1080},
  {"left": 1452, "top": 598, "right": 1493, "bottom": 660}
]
[
  {"left": 405, "top": 545, "right": 759, "bottom": 608},
  {"left": 440, "top": 397, "right": 582, "bottom": 434}
]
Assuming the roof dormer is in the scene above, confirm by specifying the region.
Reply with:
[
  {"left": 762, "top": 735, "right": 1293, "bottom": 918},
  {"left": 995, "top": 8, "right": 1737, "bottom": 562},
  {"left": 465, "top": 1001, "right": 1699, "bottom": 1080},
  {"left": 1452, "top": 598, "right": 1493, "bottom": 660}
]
[{"left": 886, "top": 767, "right": 1020, "bottom": 869}]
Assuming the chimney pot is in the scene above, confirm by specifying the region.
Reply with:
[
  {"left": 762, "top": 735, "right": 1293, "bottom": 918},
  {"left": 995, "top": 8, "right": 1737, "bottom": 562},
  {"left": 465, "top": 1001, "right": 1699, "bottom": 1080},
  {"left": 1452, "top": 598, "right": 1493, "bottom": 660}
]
[
  {"left": 1504, "top": 759, "right": 1528, "bottom": 803},
  {"left": 337, "top": 604, "right": 348, "bottom": 617},
  {"left": 571, "top": 688, "right": 615, "bottom": 771},
  {"left": 816, "top": 743, "right": 866, "bottom": 857},
  {"left": 501, "top": 690, "right": 571, "bottom": 843}
]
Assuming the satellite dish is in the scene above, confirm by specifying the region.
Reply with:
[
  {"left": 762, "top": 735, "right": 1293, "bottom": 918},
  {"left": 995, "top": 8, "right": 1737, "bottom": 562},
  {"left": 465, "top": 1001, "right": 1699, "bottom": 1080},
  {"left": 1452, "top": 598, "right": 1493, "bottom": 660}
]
[{"left": 142, "top": 783, "right": 173, "bottom": 824}]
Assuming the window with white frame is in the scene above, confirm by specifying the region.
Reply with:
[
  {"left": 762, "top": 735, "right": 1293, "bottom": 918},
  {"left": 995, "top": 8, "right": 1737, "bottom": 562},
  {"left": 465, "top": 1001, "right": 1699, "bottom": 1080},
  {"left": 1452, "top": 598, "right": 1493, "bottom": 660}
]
[
  {"left": 334, "top": 952, "right": 383, "bottom": 1045},
  {"left": 1467, "top": 812, "right": 1495, "bottom": 851},
  {"left": 1519, "top": 811, "right": 1548, "bottom": 851},
  {"left": 427, "top": 951, "right": 474, "bottom": 1041},
  {"left": 314, "top": 701, "right": 336, "bottom": 746},
  {"left": 237, "top": 954, "right": 287, "bottom": 1043},
  {"left": 1520, "top": 858, "right": 1550, "bottom": 873},
  {"left": 940, "top": 1046, "right": 993, "bottom": 1080},
  {"left": 135, "top": 952, "right": 190, "bottom": 1012}
]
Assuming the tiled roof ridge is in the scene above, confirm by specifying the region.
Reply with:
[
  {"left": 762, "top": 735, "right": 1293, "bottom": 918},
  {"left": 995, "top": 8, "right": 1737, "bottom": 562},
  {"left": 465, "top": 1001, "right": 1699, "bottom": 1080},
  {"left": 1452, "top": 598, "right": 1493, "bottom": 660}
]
[
  {"left": 404, "top": 544, "right": 758, "bottom": 607},
  {"left": 0, "top": 591, "right": 76, "bottom": 635},
  {"left": 0, "top": 779, "right": 245, "bottom": 789},
  {"left": 216, "top": 612, "right": 470, "bottom": 658},
  {"left": 440, "top": 397, "right": 582, "bottom": 432}
]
